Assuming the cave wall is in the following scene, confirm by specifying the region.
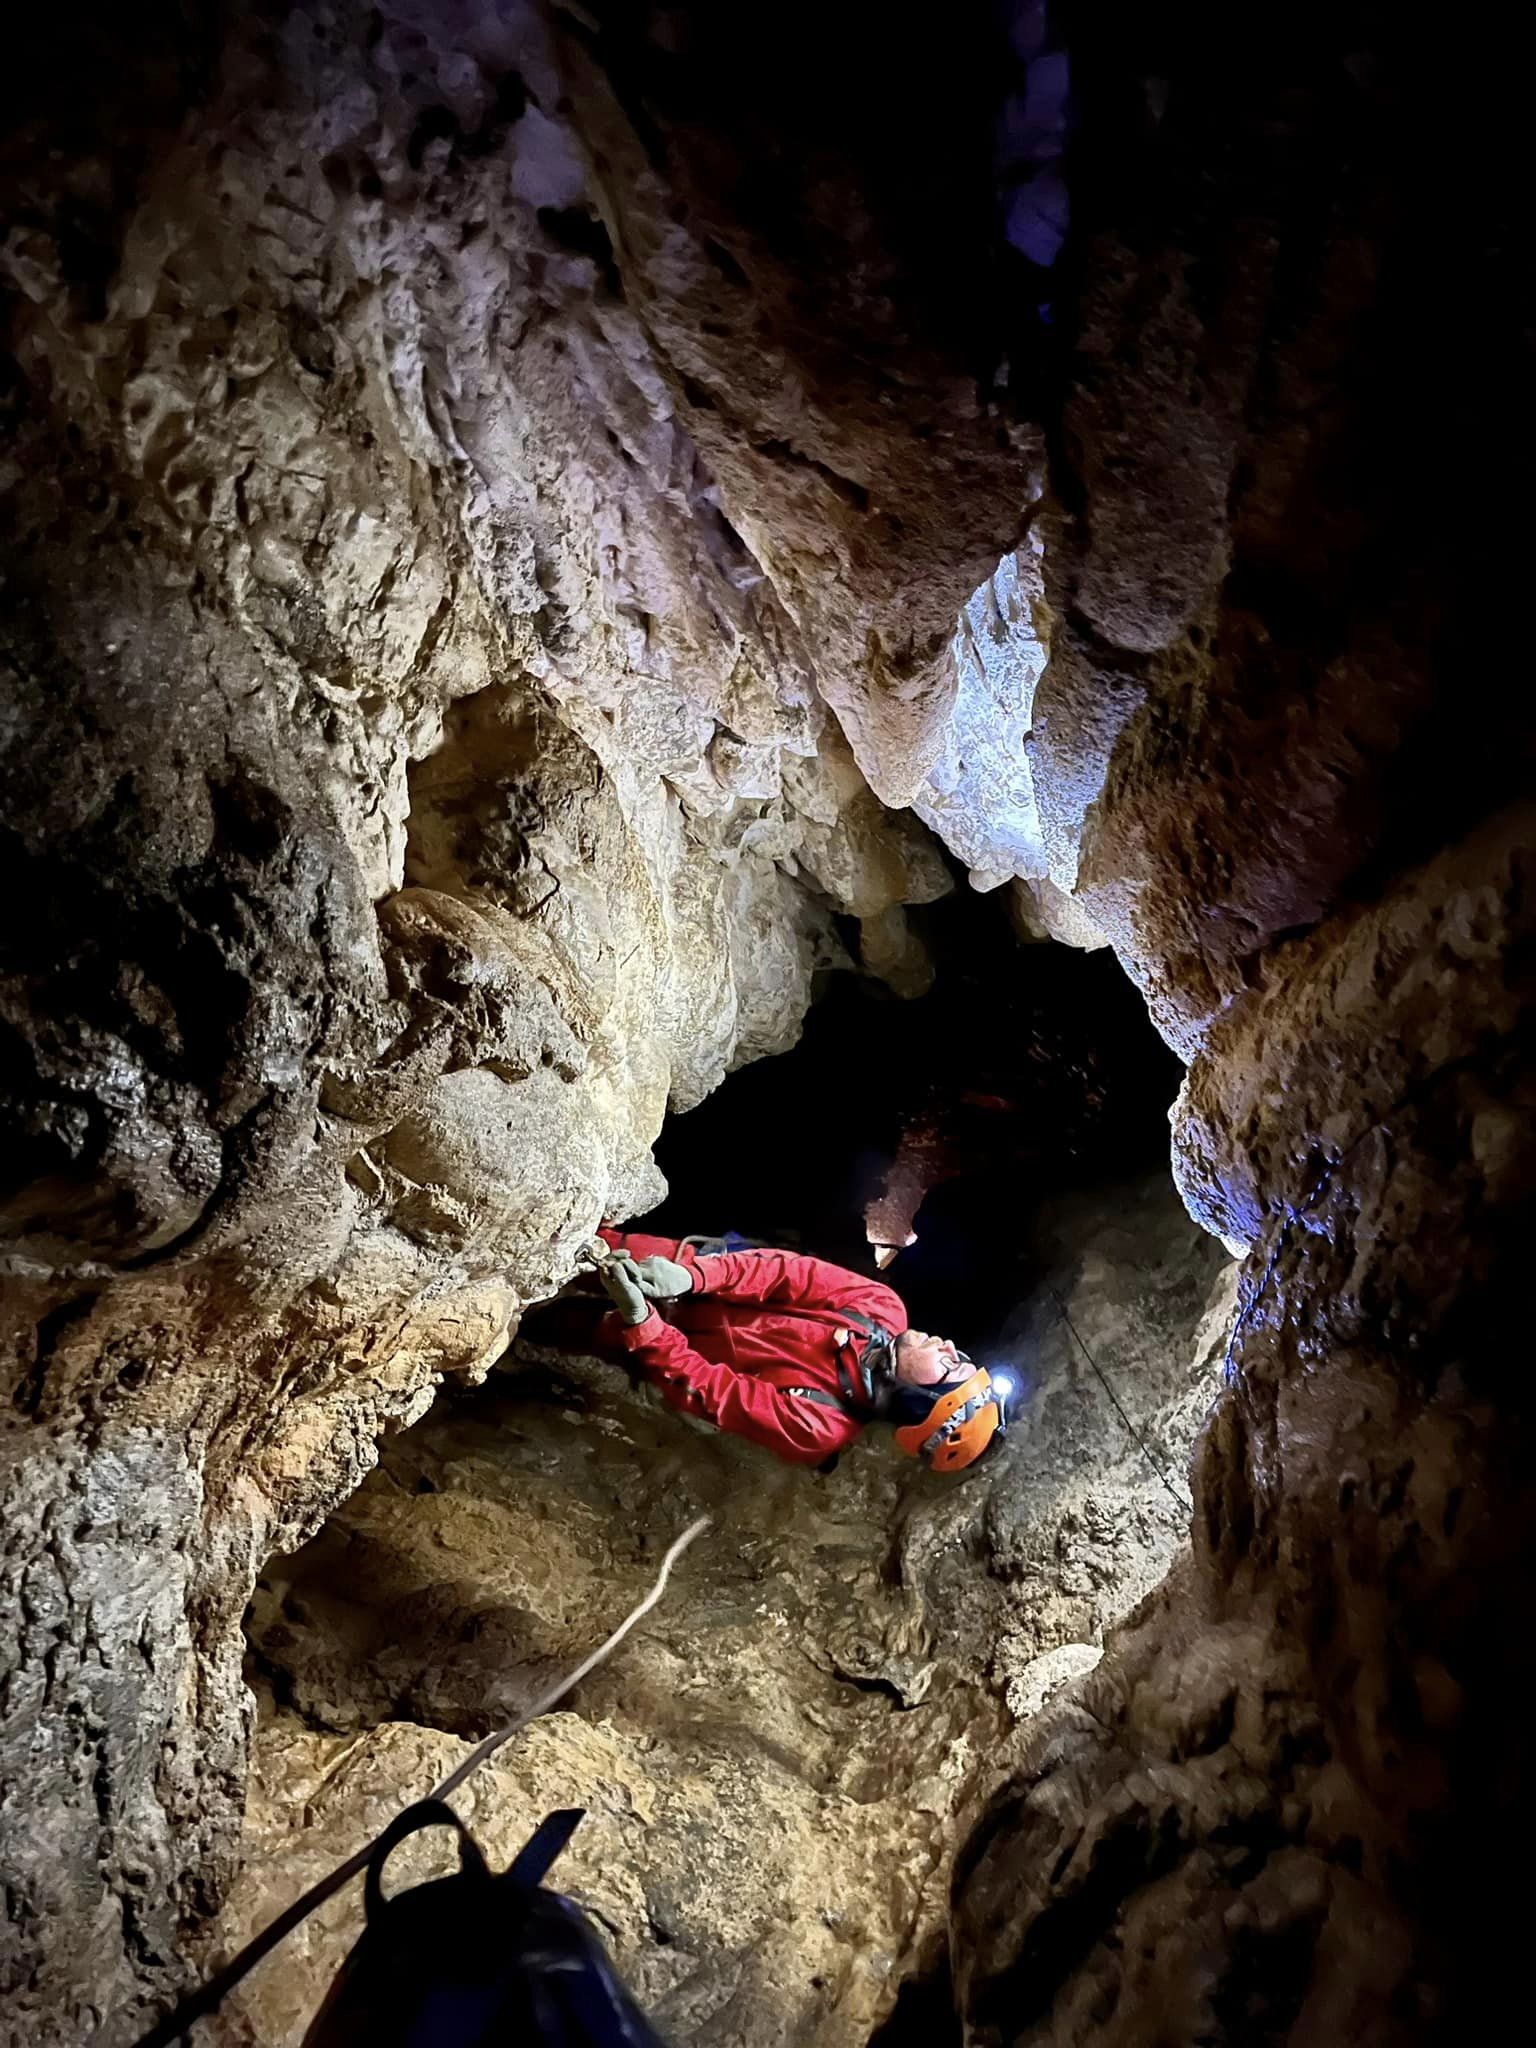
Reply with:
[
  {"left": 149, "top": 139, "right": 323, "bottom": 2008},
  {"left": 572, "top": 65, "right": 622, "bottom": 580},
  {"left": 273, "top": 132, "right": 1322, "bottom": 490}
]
[
  {"left": 951, "top": 6, "right": 1536, "bottom": 2041},
  {"left": 1019, "top": 3, "right": 1532, "bottom": 1045},
  {"left": 0, "top": 4, "right": 1027, "bottom": 2037},
  {"left": 216, "top": 1173, "right": 1229, "bottom": 2046},
  {"left": 3, "top": 2, "right": 1532, "bottom": 2043}
]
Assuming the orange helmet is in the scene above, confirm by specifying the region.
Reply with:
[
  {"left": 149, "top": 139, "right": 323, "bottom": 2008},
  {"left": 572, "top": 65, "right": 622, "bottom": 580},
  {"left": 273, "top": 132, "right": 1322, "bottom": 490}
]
[{"left": 893, "top": 1368, "right": 1011, "bottom": 1473}]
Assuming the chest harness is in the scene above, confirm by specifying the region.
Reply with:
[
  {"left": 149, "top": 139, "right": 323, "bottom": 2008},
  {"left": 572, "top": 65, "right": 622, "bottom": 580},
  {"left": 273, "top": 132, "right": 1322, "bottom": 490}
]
[
  {"left": 751, "top": 1305, "right": 898, "bottom": 1417},
  {"left": 740, "top": 1302, "right": 1009, "bottom": 1471}
]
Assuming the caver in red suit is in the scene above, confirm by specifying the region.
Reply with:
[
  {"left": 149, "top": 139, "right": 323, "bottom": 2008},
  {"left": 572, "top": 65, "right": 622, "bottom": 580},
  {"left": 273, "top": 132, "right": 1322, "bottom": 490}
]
[{"left": 596, "top": 1229, "right": 908, "bottom": 1467}]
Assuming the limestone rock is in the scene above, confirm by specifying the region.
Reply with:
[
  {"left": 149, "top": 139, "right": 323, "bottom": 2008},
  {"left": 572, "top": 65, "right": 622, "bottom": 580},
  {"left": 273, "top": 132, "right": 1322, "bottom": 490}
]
[
  {"left": 945, "top": 11, "right": 1536, "bottom": 2042},
  {"left": 1014, "top": 13, "right": 1532, "bottom": 1059},
  {"left": 219, "top": 1172, "right": 1226, "bottom": 2046},
  {"left": 913, "top": 539, "right": 1052, "bottom": 893},
  {"left": 2, "top": 5, "right": 1530, "bottom": 2043},
  {"left": 0, "top": 5, "right": 1025, "bottom": 2035}
]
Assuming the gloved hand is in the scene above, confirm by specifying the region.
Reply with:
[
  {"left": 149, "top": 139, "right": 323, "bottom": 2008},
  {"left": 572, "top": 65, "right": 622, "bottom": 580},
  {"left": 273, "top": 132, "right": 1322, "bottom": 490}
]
[
  {"left": 598, "top": 1252, "right": 650, "bottom": 1326},
  {"left": 632, "top": 1254, "right": 693, "bottom": 1300}
]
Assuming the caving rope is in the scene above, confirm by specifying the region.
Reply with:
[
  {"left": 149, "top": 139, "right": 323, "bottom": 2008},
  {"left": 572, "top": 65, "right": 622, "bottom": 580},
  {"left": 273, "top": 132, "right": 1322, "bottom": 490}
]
[
  {"left": 1050, "top": 1287, "right": 1193, "bottom": 1515},
  {"left": 124, "top": 1517, "right": 710, "bottom": 2048}
]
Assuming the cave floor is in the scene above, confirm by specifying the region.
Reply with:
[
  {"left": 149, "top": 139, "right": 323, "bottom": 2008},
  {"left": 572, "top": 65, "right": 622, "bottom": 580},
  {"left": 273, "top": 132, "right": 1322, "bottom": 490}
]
[{"left": 213, "top": 1175, "right": 1232, "bottom": 2046}]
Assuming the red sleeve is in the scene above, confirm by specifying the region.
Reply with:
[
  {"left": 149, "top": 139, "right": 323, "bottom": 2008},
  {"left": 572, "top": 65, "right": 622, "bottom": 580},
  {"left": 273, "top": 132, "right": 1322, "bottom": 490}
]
[
  {"left": 598, "top": 1229, "right": 710, "bottom": 1287},
  {"left": 609, "top": 1310, "right": 862, "bottom": 1467},
  {"left": 687, "top": 1247, "right": 908, "bottom": 1334}
]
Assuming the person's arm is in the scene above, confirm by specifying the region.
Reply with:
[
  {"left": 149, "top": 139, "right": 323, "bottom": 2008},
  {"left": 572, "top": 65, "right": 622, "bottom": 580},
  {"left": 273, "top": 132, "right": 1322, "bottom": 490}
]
[
  {"left": 609, "top": 1310, "right": 861, "bottom": 1467},
  {"left": 599, "top": 1229, "right": 709, "bottom": 1289},
  {"left": 687, "top": 1246, "right": 907, "bottom": 1332}
]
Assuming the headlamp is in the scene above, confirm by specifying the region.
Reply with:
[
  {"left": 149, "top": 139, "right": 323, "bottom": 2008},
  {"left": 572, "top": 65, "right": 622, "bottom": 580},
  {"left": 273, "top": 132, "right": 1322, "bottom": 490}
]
[{"left": 894, "top": 1365, "right": 1012, "bottom": 1472}]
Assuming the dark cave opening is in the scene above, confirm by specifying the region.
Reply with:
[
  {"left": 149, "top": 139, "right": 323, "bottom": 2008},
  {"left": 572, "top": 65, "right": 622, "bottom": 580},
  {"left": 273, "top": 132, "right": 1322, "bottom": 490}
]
[
  {"left": 639, "top": 884, "right": 1182, "bottom": 1359},
  {"left": 234, "top": 884, "right": 1220, "bottom": 2045},
  {"left": 866, "top": 1944, "right": 962, "bottom": 2048}
]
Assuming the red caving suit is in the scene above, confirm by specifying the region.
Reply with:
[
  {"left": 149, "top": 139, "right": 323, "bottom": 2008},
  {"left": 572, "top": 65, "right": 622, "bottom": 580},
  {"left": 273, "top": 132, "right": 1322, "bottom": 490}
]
[{"left": 598, "top": 1230, "right": 908, "bottom": 1467}]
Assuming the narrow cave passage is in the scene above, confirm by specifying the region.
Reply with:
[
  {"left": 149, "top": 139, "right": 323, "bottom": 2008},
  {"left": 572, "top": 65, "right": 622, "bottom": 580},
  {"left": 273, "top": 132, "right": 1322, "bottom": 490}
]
[
  {"left": 642, "top": 884, "right": 1184, "bottom": 1356},
  {"left": 2, "top": 1, "right": 1527, "bottom": 2040},
  {"left": 224, "top": 894, "right": 1233, "bottom": 2043}
]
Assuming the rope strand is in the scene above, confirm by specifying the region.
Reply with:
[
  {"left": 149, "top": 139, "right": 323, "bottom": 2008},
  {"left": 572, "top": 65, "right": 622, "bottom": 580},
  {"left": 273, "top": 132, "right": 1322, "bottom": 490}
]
[
  {"left": 430, "top": 1516, "right": 710, "bottom": 1804},
  {"left": 1051, "top": 1288, "right": 1193, "bottom": 1515},
  {"left": 126, "top": 1517, "right": 711, "bottom": 2048}
]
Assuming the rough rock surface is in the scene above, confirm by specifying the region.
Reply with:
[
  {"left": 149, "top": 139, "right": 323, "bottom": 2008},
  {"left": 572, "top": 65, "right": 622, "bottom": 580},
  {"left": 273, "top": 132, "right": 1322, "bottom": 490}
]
[
  {"left": 946, "top": 10, "right": 1536, "bottom": 2044},
  {"left": 3, "top": 2, "right": 1531, "bottom": 2043},
  {"left": 213, "top": 1174, "right": 1229, "bottom": 2046},
  {"left": 1021, "top": 10, "right": 1533, "bottom": 1061},
  {"left": 954, "top": 880, "right": 1536, "bottom": 2036},
  {"left": 0, "top": 5, "right": 1030, "bottom": 2038},
  {"left": 911, "top": 538, "right": 1051, "bottom": 895}
]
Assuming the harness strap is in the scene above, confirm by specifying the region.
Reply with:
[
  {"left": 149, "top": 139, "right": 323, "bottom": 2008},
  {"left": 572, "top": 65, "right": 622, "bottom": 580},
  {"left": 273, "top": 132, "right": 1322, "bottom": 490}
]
[
  {"left": 839, "top": 1310, "right": 896, "bottom": 1411},
  {"left": 685, "top": 1287, "right": 899, "bottom": 1419},
  {"left": 758, "top": 1308, "right": 895, "bottom": 1419},
  {"left": 508, "top": 1807, "right": 584, "bottom": 1888},
  {"left": 777, "top": 1385, "right": 852, "bottom": 1412}
]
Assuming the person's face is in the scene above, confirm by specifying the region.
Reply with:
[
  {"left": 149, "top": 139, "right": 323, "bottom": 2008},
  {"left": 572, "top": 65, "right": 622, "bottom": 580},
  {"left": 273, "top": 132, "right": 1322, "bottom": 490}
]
[{"left": 894, "top": 1329, "right": 973, "bottom": 1388}]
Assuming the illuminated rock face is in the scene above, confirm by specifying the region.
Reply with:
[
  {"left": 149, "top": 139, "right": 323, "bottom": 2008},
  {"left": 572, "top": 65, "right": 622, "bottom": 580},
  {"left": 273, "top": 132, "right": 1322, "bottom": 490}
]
[
  {"left": 215, "top": 1172, "right": 1229, "bottom": 2048},
  {"left": 1, "top": 5, "right": 1530, "bottom": 2047},
  {"left": 944, "top": 9, "right": 1536, "bottom": 2043},
  {"left": 912, "top": 541, "right": 1052, "bottom": 895},
  {"left": 0, "top": 4, "right": 1015, "bottom": 2037}
]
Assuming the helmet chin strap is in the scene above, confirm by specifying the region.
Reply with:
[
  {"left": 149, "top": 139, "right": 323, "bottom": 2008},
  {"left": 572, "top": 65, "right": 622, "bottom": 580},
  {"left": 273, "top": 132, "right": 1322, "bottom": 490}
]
[
  {"left": 918, "top": 1349, "right": 973, "bottom": 1390},
  {"left": 856, "top": 1336, "right": 901, "bottom": 1415},
  {"left": 887, "top": 1378, "right": 942, "bottom": 1427},
  {"left": 884, "top": 1344, "right": 968, "bottom": 1424},
  {"left": 842, "top": 1327, "right": 971, "bottom": 1419}
]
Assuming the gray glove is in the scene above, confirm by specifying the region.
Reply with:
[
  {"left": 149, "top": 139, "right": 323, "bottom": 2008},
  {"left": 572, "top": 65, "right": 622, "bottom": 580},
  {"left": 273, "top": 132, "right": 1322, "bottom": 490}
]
[
  {"left": 599, "top": 1252, "right": 650, "bottom": 1326},
  {"left": 633, "top": 1254, "right": 693, "bottom": 1300}
]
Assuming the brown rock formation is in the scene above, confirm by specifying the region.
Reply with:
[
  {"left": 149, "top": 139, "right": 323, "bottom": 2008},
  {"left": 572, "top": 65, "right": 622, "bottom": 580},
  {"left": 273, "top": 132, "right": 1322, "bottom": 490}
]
[
  {"left": 949, "top": 8, "right": 1536, "bottom": 2043},
  {"left": 0, "top": 4, "right": 1019, "bottom": 2037},
  {"left": 1, "top": 2, "right": 1530, "bottom": 2045},
  {"left": 216, "top": 1174, "right": 1229, "bottom": 2046}
]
